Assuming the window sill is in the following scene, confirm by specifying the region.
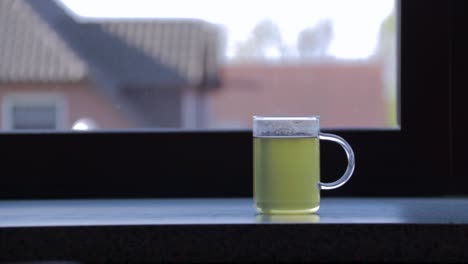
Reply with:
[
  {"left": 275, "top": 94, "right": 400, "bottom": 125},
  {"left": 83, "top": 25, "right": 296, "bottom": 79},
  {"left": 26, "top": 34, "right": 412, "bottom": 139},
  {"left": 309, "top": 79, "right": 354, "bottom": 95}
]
[{"left": 1, "top": 198, "right": 468, "bottom": 262}]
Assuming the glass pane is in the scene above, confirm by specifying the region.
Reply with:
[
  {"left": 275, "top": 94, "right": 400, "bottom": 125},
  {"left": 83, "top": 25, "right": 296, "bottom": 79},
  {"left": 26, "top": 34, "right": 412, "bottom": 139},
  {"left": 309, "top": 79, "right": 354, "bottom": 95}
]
[
  {"left": 12, "top": 105, "right": 57, "bottom": 130},
  {"left": 0, "top": 0, "right": 397, "bottom": 131}
]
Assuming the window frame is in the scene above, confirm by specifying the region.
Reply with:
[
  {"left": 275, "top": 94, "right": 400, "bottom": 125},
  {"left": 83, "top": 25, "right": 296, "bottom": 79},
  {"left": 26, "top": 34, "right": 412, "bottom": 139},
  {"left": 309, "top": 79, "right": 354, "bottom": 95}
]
[
  {"left": 451, "top": 0, "right": 467, "bottom": 195},
  {"left": 2, "top": 93, "right": 67, "bottom": 130},
  {"left": 0, "top": 0, "right": 459, "bottom": 199}
]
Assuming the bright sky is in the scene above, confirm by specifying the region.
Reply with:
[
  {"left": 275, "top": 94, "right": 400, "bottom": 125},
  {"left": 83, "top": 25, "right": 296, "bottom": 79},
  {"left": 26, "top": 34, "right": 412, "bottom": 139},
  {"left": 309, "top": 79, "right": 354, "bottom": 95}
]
[{"left": 57, "top": 0, "right": 395, "bottom": 59}]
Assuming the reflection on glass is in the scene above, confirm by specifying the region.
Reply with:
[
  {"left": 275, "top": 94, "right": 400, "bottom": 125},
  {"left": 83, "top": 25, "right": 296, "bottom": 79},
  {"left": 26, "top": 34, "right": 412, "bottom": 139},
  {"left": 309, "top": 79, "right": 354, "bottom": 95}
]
[
  {"left": 256, "top": 214, "right": 320, "bottom": 223},
  {"left": 0, "top": 0, "right": 396, "bottom": 131},
  {"left": 72, "top": 117, "right": 99, "bottom": 131}
]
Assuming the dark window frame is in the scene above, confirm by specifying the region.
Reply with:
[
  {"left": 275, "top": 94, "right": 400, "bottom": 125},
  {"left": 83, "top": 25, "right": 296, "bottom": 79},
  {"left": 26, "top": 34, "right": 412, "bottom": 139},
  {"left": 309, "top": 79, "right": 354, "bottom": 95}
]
[
  {"left": 452, "top": 0, "right": 467, "bottom": 196},
  {"left": 0, "top": 0, "right": 460, "bottom": 199}
]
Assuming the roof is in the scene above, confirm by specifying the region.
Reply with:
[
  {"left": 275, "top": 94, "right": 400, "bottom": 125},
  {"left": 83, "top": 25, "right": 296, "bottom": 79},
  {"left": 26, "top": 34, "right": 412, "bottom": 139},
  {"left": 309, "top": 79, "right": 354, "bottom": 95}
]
[
  {"left": 0, "top": 0, "right": 221, "bottom": 90},
  {"left": 101, "top": 20, "right": 221, "bottom": 88},
  {"left": 0, "top": 0, "right": 87, "bottom": 82}
]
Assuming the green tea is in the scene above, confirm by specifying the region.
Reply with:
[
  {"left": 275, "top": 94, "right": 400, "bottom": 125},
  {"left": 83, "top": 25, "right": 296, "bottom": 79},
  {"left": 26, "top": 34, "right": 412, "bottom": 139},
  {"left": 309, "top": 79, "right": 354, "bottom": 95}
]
[{"left": 254, "top": 136, "right": 320, "bottom": 214}]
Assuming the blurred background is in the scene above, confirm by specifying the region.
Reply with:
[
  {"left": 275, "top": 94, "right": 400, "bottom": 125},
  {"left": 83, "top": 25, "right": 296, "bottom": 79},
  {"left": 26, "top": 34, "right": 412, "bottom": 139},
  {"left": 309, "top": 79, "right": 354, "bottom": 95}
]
[{"left": 0, "top": 0, "right": 396, "bottom": 131}]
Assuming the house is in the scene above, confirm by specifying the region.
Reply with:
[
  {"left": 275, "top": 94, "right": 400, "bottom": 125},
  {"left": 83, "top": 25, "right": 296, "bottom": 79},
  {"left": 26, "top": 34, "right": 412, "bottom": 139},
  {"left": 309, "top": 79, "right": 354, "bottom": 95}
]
[
  {"left": 208, "top": 62, "right": 386, "bottom": 128},
  {"left": 0, "top": 0, "right": 221, "bottom": 130}
]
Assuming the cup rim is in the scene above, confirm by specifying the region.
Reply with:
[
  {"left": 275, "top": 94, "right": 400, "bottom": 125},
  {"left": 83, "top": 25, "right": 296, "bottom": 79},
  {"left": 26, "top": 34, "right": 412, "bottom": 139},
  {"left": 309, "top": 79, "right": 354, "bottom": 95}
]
[{"left": 253, "top": 116, "right": 320, "bottom": 121}]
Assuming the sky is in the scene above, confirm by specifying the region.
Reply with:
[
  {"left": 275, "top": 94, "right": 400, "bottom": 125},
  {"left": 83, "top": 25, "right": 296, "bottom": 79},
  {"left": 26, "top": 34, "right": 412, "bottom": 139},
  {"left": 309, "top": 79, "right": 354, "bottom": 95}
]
[{"left": 57, "top": 0, "right": 395, "bottom": 59}]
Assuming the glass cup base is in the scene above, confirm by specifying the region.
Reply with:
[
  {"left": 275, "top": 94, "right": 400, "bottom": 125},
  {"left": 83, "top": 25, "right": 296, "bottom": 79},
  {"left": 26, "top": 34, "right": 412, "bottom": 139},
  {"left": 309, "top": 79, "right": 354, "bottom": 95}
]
[{"left": 256, "top": 205, "right": 320, "bottom": 215}]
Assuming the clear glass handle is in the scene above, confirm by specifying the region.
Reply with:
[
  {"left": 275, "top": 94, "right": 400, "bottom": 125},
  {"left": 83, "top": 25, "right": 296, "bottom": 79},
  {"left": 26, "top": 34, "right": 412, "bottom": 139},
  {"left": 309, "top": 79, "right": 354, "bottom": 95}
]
[{"left": 318, "top": 132, "right": 355, "bottom": 190}]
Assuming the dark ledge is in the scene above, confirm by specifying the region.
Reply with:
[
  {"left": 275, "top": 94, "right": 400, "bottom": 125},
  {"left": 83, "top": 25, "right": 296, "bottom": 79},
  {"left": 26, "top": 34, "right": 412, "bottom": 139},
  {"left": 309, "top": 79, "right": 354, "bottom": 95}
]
[{"left": 1, "top": 198, "right": 468, "bottom": 262}]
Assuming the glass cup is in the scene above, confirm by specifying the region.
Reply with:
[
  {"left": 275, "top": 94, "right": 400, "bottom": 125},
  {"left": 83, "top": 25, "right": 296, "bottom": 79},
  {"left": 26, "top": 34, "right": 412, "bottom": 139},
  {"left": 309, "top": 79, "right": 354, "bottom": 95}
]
[{"left": 253, "top": 116, "right": 355, "bottom": 214}]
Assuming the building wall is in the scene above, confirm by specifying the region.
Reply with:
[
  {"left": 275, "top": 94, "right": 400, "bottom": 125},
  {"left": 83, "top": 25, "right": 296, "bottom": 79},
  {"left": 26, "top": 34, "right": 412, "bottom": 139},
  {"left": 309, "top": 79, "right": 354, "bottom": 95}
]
[
  {"left": 208, "top": 63, "right": 387, "bottom": 129},
  {"left": 0, "top": 62, "right": 388, "bottom": 131},
  {"left": 0, "top": 81, "right": 133, "bottom": 130}
]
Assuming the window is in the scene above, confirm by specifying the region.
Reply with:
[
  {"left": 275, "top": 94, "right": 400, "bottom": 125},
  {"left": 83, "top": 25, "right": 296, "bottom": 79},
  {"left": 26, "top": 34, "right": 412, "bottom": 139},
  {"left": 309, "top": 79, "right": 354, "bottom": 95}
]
[
  {"left": 0, "top": 0, "right": 397, "bottom": 131},
  {"left": 12, "top": 105, "right": 56, "bottom": 129},
  {"left": 2, "top": 94, "right": 66, "bottom": 130},
  {"left": 0, "top": 0, "right": 459, "bottom": 199}
]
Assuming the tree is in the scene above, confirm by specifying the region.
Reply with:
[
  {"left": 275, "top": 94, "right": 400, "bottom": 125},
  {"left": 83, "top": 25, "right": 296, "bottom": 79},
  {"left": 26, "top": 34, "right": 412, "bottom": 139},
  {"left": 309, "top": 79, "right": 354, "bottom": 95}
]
[
  {"left": 250, "top": 19, "right": 283, "bottom": 48},
  {"left": 375, "top": 10, "right": 396, "bottom": 59},
  {"left": 232, "top": 19, "right": 285, "bottom": 62},
  {"left": 375, "top": 9, "right": 397, "bottom": 126},
  {"left": 297, "top": 19, "right": 333, "bottom": 59}
]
